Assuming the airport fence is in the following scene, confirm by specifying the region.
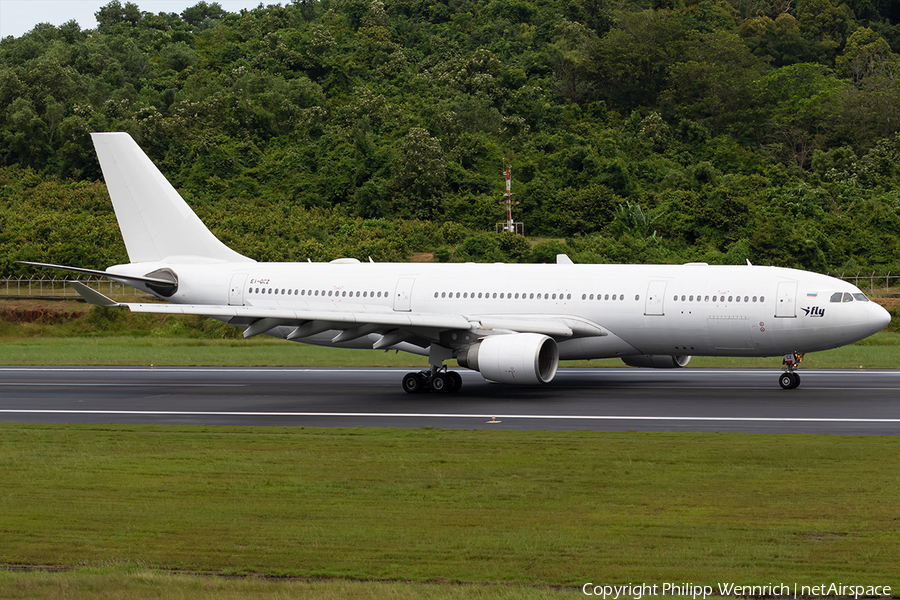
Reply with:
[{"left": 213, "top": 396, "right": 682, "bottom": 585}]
[
  {"left": 0, "top": 273, "right": 898, "bottom": 300},
  {"left": 0, "top": 276, "right": 156, "bottom": 300},
  {"left": 826, "top": 272, "right": 900, "bottom": 297}
]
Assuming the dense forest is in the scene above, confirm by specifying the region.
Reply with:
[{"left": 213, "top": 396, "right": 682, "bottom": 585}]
[{"left": 2, "top": 0, "right": 900, "bottom": 273}]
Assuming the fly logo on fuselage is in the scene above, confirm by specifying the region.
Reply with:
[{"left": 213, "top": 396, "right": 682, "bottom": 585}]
[{"left": 801, "top": 306, "right": 825, "bottom": 317}]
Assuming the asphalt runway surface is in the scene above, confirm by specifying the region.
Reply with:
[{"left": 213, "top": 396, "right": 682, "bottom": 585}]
[{"left": 2, "top": 366, "right": 899, "bottom": 434}]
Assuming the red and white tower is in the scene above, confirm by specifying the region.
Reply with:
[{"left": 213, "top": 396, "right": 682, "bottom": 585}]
[{"left": 496, "top": 165, "right": 524, "bottom": 235}]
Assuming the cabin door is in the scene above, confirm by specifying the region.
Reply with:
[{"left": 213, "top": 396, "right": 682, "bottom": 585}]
[
  {"left": 228, "top": 273, "right": 248, "bottom": 306},
  {"left": 644, "top": 281, "right": 667, "bottom": 316},
  {"left": 775, "top": 281, "right": 798, "bottom": 318},
  {"left": 393, "top": 278, "right": 415, "bottom": 312}
]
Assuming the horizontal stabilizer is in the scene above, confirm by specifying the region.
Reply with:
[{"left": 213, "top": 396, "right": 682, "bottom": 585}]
[
  {"left": 68, "top": 281, "right": 119, "bottom": 307},
  {"left": 18, "top": 261, "right": 175, "bottom": 286}
]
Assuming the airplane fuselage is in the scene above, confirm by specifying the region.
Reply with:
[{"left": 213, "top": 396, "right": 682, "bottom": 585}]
[{"left": 109, "top": 260, "right": 887, "bottom": 360}]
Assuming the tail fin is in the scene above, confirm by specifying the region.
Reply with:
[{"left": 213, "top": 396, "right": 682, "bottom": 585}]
[{"left": 91, "top": 132, "right": 253, "bottom": 264}]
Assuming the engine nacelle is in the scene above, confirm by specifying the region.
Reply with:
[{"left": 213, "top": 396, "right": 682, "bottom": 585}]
[
  {"left": 621, "top": 354, "right": 691, "bottom": 368},
  {"left": 456, "top": 333, "right": 559, "bottom": 384}
]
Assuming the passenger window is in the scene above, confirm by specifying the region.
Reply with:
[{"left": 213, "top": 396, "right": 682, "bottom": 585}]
[
  {"left": 478, "top": 292, "right": 483, "bottom": 298},
  {"left": 760, "top": 296, "right": 765, "bottom": 302},
  {"left": 704, "top": 295, "right": 709, "bottom": 302},
  {"left": 752, "top": 296, "right": 757, "bottom": 302},
  {"left": 744, "top": 296, "right": 748, "bottom": 302},
  {"left": 434, "top": 292, "right": 438, "bottom": 298},
  {"left": 567, "top": 294, "right": 571, "bottom": 300},
  {"left": 493, "top": 293, "right": 498, "bottom": 299},
  {"left": 735, "top": 296, "right": 740, "bottom": 302},
  {"left": 728, "top": 296, "right": 733, "bottom": 302},
  {"left": 635, "top": 295, "right": 640, "bottom": 301}
]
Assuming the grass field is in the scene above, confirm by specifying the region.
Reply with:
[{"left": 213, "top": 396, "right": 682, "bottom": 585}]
[
  {"left": 0, "top": 566, "right": 573, "bottom": 600},
  {"left": 0, "top": 332, "right": 899, "bottom": 368},
  {"left": 1, "top": 297, "right": 898, "bottom": 368},
  {"left": 0, "top": 425, "right": 897, "bottom": 592}
]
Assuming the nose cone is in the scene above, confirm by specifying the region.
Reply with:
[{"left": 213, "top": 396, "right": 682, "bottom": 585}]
[{"left": 871, "top": 302, "right": 892, "bottom": 333}]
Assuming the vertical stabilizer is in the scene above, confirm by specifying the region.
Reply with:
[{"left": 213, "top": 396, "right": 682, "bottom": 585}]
[{"left": 91, "top": 132, "right": 253, "bottom": 264}]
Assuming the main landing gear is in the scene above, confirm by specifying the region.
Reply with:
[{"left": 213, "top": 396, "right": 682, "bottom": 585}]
[
  {"left": 779, "top": 352, "right": 803, "bottom": 389},
  {"left": 402, "top": 366, "right": 463, "bottom": 394}
]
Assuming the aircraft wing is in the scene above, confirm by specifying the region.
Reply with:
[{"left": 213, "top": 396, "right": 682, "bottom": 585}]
[{"left": 68, "top": 281, "right": 604, "bottom": 343}]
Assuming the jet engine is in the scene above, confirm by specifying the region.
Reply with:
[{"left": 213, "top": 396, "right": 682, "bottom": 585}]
[
  {"left": 621, "top": 354, "right": 691, "bottom": 368},
  {"left": 456, "top": 333, "right": 559, "bottom": 384}
]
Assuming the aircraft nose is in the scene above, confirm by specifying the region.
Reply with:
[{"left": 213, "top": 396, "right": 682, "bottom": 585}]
[{"left": 872, "top": 303, "right": 892, "bottom": 333}]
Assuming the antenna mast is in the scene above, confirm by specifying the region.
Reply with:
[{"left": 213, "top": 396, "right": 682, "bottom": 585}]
[{"left": 496, "top": 164, "right": 524, "bottom": 236}]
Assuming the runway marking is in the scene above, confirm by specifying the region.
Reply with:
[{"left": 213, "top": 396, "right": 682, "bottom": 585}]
[
  {"left": 0, "top": 381, "right": 247, "bottom": 389},
  {"left": 0, "top": 410, "right": 898, "bottom": 423},
  {"left": 0, "top": 383, "right": 244, "bottom": 387}
]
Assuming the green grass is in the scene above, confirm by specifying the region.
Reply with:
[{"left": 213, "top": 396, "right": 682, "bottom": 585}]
[
  {"left": 0, "top": 333, "right": 899, "bottom": 368},
  {"left": 2, "top": 301, "right": 898, "bottom": 368},
  {"left": 0, "top": 425, "right": 898, "bottom": 590},
  {"left": 0, "top": 566, "right": 571, "bottom": 600},
  {"left": 0, "top": 336, "right": 433, "bottom": 367}
]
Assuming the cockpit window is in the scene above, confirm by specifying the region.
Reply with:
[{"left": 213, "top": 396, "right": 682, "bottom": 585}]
[
  {"left": 853, "top": 293, "right": 869, "bottom": 302},
  {"left": 830, "top": 292, "right": 842, "bottom": 303},
  {"left": 842, "top": 292, "right": 854, "bottom": 302}
]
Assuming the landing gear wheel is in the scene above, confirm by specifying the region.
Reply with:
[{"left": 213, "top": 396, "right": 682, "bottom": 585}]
[
  {"left": 402, "top": 372, "right": 427, "bottom": 394},
  {"left": 779, "top": 372, "right": 800, "bottom": 389},
  {"left": 779, "top": 373, "right": 793, "bottom": 389},
  {"left": 448, "top": 371, "right": 462, "bottom": 393},
  {"left": 431, "top": 372, "right": 451, "bottom": 393}
]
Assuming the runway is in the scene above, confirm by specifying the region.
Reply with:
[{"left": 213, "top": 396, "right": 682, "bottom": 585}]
[{"left": 1, "top": 366, "right": 898, "bottom": 434}]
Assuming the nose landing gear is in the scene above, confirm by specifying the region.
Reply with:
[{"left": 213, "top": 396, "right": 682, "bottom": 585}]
[{"left": 779, "top": 352, "right": 803, "bottom": 389}]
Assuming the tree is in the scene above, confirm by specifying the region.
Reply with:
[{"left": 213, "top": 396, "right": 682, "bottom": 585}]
[
  {"left": 95, "top": 0, "right": 143, "bottom": 31},
  {"left": 393, "top": 128, "right": 448, "bottom": 219}
]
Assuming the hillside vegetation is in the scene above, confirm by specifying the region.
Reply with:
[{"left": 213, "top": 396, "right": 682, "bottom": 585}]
[{"left": 2, "top": 0, "right": 900, "bottom": 272}]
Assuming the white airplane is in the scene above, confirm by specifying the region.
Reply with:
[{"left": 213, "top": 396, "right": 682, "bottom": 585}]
[{"left": 23, "top": 133, "right": 891, "bottom": 393}]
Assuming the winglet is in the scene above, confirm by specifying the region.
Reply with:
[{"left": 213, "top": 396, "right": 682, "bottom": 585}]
[{"left": 69, "top": 281, "right": 119, "bottom": 307}]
